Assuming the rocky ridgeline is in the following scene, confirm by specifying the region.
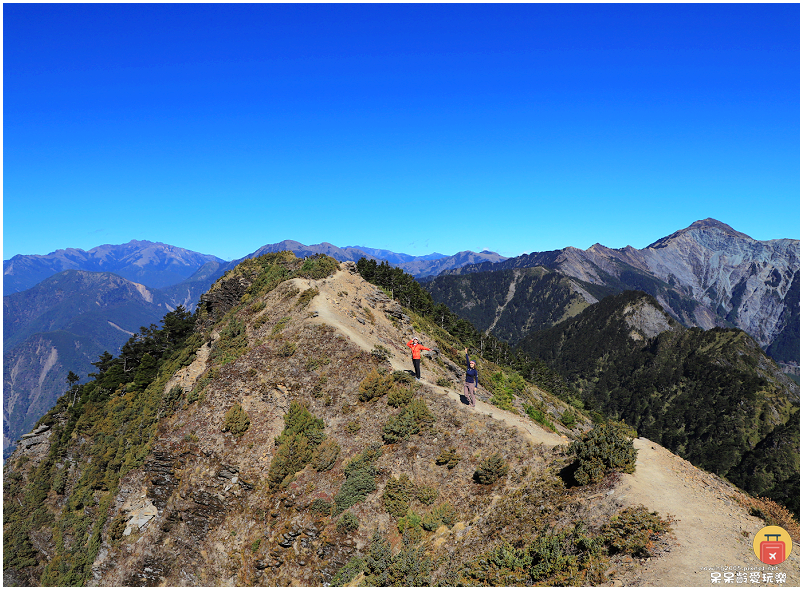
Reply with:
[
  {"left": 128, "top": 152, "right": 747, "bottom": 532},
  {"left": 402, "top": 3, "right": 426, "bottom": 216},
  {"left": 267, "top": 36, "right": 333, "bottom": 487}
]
[{"left": 436, "top": 219, "right": 800, "bottom": 369}]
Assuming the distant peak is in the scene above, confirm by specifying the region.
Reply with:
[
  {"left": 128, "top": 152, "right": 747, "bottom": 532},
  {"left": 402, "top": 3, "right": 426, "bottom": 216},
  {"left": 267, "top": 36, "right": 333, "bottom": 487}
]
[
  {"left": 647, "top": 219, "right": 753, "bottom": 248},
  {"left": 687, "top": 218, "right": 747, "bottom": 235}
]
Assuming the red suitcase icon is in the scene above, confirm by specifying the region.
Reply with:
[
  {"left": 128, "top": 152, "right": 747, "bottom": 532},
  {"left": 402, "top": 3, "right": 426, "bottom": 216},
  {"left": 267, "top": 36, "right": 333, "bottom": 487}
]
[{"left": 760, "top": 534, "right": 786, "bottom": 565}]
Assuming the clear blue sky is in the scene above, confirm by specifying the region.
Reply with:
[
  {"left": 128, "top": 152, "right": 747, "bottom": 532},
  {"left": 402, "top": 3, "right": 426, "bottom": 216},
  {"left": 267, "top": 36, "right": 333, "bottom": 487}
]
[{"left": 4, "top": 3, "right": 799, "bottom": 261}]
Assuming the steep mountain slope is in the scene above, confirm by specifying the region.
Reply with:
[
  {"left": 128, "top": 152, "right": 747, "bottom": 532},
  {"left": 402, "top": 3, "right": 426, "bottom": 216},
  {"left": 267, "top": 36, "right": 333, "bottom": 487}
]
[
  {"left": 3, "top": 271, "right": 174, "bottom": 458},
  {"left": 5, "top": 256, "right": 799, "bottom": 587},
  {"left": 518, "top": 290, "right": 800, "bottom": 507},
  {"left": 436, "top": 219, "right": 800, "bottom": 369},
  {"left": 3, "top": 240, "right": 225, "bottom": 293},
  {"left": 3, "top": 332, "right": 108, "bottom": 462},
  {"left": 425, "top": 266, "right": 610, "bottom": 343},
  {"left": 4, "top": 271, "right": 168, "bottom": 350}
]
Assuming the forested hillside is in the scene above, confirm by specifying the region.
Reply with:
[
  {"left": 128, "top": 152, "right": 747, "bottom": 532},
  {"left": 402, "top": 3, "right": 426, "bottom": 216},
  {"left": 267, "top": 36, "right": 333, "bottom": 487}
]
[{"left": 518, "top": 290, "right": 800, "bottom": 513}]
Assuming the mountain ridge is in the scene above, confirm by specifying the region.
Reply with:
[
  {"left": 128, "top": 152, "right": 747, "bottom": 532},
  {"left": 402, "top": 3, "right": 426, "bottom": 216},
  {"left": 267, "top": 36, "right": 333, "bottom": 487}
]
[
  {"left": 433, "top": 218, "right": 800, "bottom": 368},
  {"left": 3, "top": 240, "right": 226, "bottom": 294},
  {"left": 5, "top": 255, "right": 799, "bottom": 586},
  {"left": 3, "top": 240, "right": 505, "bottom": 460}
]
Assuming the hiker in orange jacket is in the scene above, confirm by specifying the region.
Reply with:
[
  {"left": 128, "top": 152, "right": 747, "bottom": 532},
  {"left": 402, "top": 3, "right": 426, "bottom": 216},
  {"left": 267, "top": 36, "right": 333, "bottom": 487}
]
[{"left": 407, "top": 337, "right": 431, "bottom": 380}]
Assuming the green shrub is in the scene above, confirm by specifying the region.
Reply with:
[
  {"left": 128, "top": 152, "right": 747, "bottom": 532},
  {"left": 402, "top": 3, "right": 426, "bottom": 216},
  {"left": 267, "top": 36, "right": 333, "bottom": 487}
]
[
  {"left": 382, "top": 399, "right": 435, "bottom": 444},
  {"left": 268, "top": 402, "right": 326, "bottom": 489},
  {"left": 486, "top": 371, "right": 518, "bottom": 411},
  {"left": 211, "top": 318, "right": 248, "bottom": 366},
  {"left": 330, "top": 555, "right": 365, "bottom": 587},
  {"left": 523, "top": 404, "right": 557, "bottom": 431},
  {"left": 396, "top": 510, "right": 424, "bottom": 544},
  {"left": 561, "top": 410, "right": 577, "bottom": 428},
  {"left": 267, "top": 434, "right": 313, "bottom": 490},
  {"left": 52, "top": 467, "right": 67, "bottom": 495},
  {"left": 422, "top": 502, "right": 457, "bottom": 531},
  {"left": 473, "top": 453, "right": 509, "bottom": 485},
  {"left": 333, "top": 445, "right": 382, "bottom": 515},
  {"left": 567, "top": 423, "right": 637, "bottom": 486},
  {"left": 359, "top": 368, "right": 394, "bottom": 402},
  {"left": 601, "top": 505, "right": 670, "bottom": 557},
  {"left": 250, "top": 538, "right": 262, "bottom": 553},
  {"left": 276, "top": 401, "right": 325, "bottom": 445},
  {"left": 343, "top": 443, "right": 383, "bottom": 477},
  {"left": 382, "top": 474, "right": 414, "bottom": 518},
  {"left": 222, "top": 404, "right": 250, "bottom": 437},
  {"left": 311, "top": 437, "right": 340, "bottom": 471},
  {"left": 108, "top": 514, "right": 127, "bottom": 541},
  {"left": 309, "top": 498, "right": 333, "bottom": 516},
  {"left": 391, "top": 370, "right": 415, "bottom": 385},
  {"left": 387, "top": 385, "right": 414, "bottom": 408},
  {"left": 186, "top": 377, "right": 210, "bottom": 405},
  {"left": 346, "top": 420, "right": 361, "bottom": 434},
  {"left": 388, "top": 537, "right": 431, "bottom": 585},
  {"left": 363, "top": 531, "right": 393, "bottom": 587},
  {"left": 436, "top": 377, "right": 452, "bottom": 388},
  {"left": 336, "top": 511, "right": 359, "bottom": 533},
  {"left": 382, "top": 412, "right": 417, "bottom": 444},
  {"left": 456, "top": 524, "right": 607, "bottom": 586},
  {"left": 435, "top": 447, "right": 461, "bottom": 469},
  {"left": 334, "top": 467, "right": 378, "bottom": 515},
  {"left": 414, "top": 485, "right": 439, "bottom": 506},
  {"left": 161, "top": 385, "right": 184, "bottom": 416}
]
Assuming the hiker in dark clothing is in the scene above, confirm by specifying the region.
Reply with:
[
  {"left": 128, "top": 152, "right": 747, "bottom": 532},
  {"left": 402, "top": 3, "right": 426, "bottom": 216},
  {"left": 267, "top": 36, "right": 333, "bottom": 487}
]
[{"left": 464, "top": 348, "right": 478, "bottom": 407}]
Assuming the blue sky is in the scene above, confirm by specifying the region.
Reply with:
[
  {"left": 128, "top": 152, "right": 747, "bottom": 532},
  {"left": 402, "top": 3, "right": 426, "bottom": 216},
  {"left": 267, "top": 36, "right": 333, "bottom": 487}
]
[{"left": 4, "top": 3, "right": 799, "bottom": 261}]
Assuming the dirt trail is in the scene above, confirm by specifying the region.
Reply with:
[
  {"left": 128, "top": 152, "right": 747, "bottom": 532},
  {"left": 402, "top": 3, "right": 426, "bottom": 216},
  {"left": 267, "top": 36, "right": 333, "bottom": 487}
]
[
  {"left": 608, "top": 439, "right": 800, "bottom": 586},
  {"left": 301, "top": 267, "right": 800, "bottom": 586}
]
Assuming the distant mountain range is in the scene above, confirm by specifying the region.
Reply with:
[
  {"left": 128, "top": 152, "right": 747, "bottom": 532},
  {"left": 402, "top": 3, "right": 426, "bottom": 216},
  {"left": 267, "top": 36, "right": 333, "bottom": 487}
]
[
  {"left": 5, "top": 222, "right": 799, "bottom": 461},
  {"left": 241, "top": 240, "right": 506, "bottom": 277},
  {"left": 429, "top": 219, "right": 800, "bottom": 372},
  {"left": 3, "top": 240, "right": 226, "bottom": 294},
  {"left": 2, "top": 239, "right": 503, "bottom": 458}
]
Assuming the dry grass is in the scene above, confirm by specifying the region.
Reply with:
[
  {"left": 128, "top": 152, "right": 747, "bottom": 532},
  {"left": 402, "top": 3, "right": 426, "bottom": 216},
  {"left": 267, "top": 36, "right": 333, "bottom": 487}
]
[{"left": 734, "top": 493, "right": 800, "bottom": 540}]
